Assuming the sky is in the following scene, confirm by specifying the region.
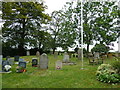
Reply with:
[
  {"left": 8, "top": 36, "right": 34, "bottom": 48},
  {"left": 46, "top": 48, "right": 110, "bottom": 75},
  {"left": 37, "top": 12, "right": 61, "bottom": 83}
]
[{"left": 44, "top": 0, "right": 119, "bottom": 52}]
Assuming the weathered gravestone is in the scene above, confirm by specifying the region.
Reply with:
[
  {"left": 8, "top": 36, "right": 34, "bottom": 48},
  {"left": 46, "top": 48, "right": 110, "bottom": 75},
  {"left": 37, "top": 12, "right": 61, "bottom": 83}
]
[
  {"left": 36, "top": 51, "right": 40, "bottom": 62},
  {"left": 8, "top": 58, "right": 14, "bottom": 65},
  {"left": 36, "top": 51, "right": 40, "bottom": 57},
  {"left": 19, "top": 58, "right": 25, "bottom": 62},
  {"left": 63, "top": 52, "right": 69, "bottom": 63},
  {"left": 32, "top": 58, "right": 38, "bottom": 67},
  {"left": 38, "top": 53, "right": 49, "bottom": 69},
  {"left": 2, "top": 60, "right": 10, "bottom": 72},
  {"left": 55, "top": 60, "right": 62, "bottom": 70},
  {"left": 54, "top": 51, "right": 58, "bottom": 58},
  {"left": 26, "top": 50, "right": 30, "bottom": 56},
  {"left": 78, "top": 48, "right": 81, "bottom": 60},
  {"left": 14, "top": 56, "right": 19, "bottom": 62},
  {"left": 94, "top": 52, "right": 100, "bottom": 59},
  {"left": 6, "top": 56, "right": 10, "bottom": 60}
]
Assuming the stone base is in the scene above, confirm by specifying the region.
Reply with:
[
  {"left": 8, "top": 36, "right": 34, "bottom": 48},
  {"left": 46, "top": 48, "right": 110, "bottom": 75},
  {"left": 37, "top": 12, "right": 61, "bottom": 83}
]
[
  {"left": 62, "top": 62, "right": 76, "bottom": 65},
  {"left": 0, "top": 71, "right": 12, "bottom": 73}
]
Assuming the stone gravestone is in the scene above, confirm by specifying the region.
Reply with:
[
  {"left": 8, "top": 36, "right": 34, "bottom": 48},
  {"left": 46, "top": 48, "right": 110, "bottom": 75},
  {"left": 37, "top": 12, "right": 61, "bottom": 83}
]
[
  {"left": 56, "top": 60, "right": 62, "bottom": 70},
  {"left": 36, "top": 51, "right": 40, "bottom": 63},
  {"left": 94, "top": 52, "right": 100, "bottom": 59},
  {"left": 32, "top": 58, "right": 38, "bottom": 67},
  {"left": 6, "top": 56, "right": 10, "bottom": 60},
  {"left": 38, "top": 53, "right": 49, "bottom": 69},
  {"left": 8, "top": 58, "right": 14, "bottom": 65},
  {"left": 2, "top": 60, "right": 10, "bottom": 71},
  {"left": 54, "top": 51, "right": 58, "bottom": 58},
  {"left": 14, "top": 56, "right": 19, "bottom": 62},
  {"left": 63, "top": 52, "right": 69, "bottom": 63},
  {"left": 19, "top": 62, "right": 26, "bottom": 68},
  {"left": 78, "top": 48, "right": 81, "bottom": 60},
  {"left": 26, "top": 50, "right": 30, "bottom": 56},
  {"left": 19, "top": 58, "right": 24, "bottom": 62}
]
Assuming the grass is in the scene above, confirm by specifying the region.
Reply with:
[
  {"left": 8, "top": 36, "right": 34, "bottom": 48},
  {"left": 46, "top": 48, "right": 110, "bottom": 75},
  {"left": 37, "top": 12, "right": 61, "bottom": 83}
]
[{"left": 2, "top": 55, "right": 120, "bottom": 88}]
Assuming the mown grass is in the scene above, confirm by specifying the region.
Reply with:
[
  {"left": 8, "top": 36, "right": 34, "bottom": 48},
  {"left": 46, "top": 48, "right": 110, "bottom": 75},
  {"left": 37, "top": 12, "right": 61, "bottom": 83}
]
[{"left": 2, "top": 55, "right": 120, "bottom": 88}]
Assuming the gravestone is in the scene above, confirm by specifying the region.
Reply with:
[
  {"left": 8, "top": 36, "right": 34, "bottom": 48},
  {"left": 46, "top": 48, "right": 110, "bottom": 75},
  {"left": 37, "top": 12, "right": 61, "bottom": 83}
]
[
  {"left": 38, "top": 53, "right": 49, "bottom": 69},
  {"left": 63, "top": 52, "right": 69, "bottom": 63},
  {"left": 19, "top": 58, "right": 24, "bottom": 62},
  {"left": 36, "top": 51, "right": 40, "bottom": 63},
  {"left": 56, "top": 60, "right": 62, "bottom": 70},
  {"left": 6, "top": 56, "right": 10, "bottom": 60},
  {"left": 19, "top": 62, "right": 26, "bottom": 68},
  {"left": 36, "top": 51, "right": 40, "bottom": 57},
  {"left": 14, "top": 56, "right": 19, "bottom": 62},
  {"left": 94, "top": 52, "right": 100, "bottom": 59},
  {"left": 78, "top": 49, "right": 81, "bottom": 60},
  {"left": 26, "top": 50, "right": 30, "bottom": 56},
  {"left": 54, "top": 51, "right": 58, "bottom": 58},
  {"left": 32, "top": 58, "right": 38, "bottom": 67},
  {"left": 2, "top": 60, "right": 10, "bottom": 71},
  {"left": 8, "top": 58, "right": 14, "bottom": 65}
]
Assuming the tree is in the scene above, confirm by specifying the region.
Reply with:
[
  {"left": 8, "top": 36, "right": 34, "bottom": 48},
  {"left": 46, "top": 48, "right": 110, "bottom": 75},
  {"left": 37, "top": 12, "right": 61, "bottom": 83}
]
[
  {"left": 48, "top": 2, "right": 77, "bottom": 53},
  {"left": 2, "top": 2, "right": 51, "bottom": 55},
  {"left": 74, "top": 1, "right": 119, "bottom": 53},
  {"left": 91, "top": 44, "right": 109, "bottom": 54}
]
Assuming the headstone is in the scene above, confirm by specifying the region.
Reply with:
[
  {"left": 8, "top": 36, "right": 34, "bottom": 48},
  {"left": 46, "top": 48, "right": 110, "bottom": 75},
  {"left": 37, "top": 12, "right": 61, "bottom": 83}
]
[
  {"left": 8, "top": 58, "right": 14, "bottom": 65},
  {"left": 6, "top": 56, "right": 10, "bottom": 60},
  {"left": 32, "top": 58, "right": 38, "bottom": 67},
  {"left": 54, "top": 51, "right": 58, "bottom": 58},
  {"left": 78, "top": 49, "right": 81, "bottom": 60},
  {"left": 94, "top": 52, "right": 100, "bottom": 59},
  {"left": 56, "top": 60, "right": 62, "bottom": 70},
  {"left": 19, "top": 58, "right": 24, "bottom": 62},
  {"left": 38, "top": 53, "right": 49, "bottom": 69},
  {"left": 26, "top": 50, "right": 30, "bottom": 56},
  {"left": 14, "top": 56, "right": 19, "bottom": 62},
  {"left": 2, "top": 60, "right": 10, "bottom": 71},
  {"left": 36, "top": 51, "right": 40, "bottom": 57},
  {"left": 63, "top": 52, "right": 69, "bottom": 63},
  {"left": 19, "top": 62, "right": 26, "bottom": 68}
]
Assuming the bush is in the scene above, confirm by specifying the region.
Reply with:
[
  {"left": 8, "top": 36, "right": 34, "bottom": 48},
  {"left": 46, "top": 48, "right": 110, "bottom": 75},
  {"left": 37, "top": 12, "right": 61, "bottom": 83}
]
[
  {"left": 112, "top": 61, "right": 120, "bottom": 74},
  {"left": 96, "top": 64, "right": 120, "bottom": 84}
]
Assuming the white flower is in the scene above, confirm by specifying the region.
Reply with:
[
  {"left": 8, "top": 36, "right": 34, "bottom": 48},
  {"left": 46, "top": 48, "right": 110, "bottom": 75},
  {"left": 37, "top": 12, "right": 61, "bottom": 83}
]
[{"left": 4, "top": 65, "right": 11, "bottom": 71}]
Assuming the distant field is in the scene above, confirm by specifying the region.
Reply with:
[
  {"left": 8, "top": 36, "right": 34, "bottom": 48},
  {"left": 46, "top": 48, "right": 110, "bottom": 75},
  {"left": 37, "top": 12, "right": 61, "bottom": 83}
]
[{"left": 2, "top": 55, "right": 120, "bottom": 88}]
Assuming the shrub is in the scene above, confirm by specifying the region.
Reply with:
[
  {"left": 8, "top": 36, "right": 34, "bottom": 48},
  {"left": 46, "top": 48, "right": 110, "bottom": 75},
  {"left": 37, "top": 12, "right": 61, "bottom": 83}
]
[
  {"left": 96, "top": 64, "right": 120, "bottom": 84},
  {"left": 111, "top": 61, "right": 120, "bottom": 74}
]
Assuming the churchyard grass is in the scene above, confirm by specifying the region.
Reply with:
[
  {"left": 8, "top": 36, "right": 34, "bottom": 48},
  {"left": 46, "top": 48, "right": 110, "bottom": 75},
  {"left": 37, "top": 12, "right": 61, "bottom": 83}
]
[{"left": 2, "top": 55, "right": 120, "bottom": 88}]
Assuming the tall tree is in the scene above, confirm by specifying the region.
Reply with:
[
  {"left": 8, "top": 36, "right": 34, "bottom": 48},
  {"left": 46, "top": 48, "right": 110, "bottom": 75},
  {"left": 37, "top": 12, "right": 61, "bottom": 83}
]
[
  {"left": 2, "top": 2, "right": 51, "bottom": 55},
  {"left": 74, "top": 1, "right": 119, "bottom": 53}
]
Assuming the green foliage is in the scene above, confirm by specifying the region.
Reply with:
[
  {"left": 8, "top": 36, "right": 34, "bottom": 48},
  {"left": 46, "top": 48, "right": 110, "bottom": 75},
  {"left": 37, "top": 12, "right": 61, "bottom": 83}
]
[
  {"left": 91, "top": 44, "right": 109, "bottom": 53},
  {"left": 96, "top": 64, "right": 120, "bottom": 84},
  {"left": 112, "top": 61, "right": 120, "bottom": 74},
  {"left": 2, "top": 2, "right": 51, "bottom": 52}
]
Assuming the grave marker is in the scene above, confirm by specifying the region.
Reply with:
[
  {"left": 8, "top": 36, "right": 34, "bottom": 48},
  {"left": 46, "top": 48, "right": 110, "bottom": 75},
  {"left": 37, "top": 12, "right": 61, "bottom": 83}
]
[
  {"left": 38, "top": 53, "right": 49, "bottom": 69},
  {"left": 14, "top": 56, "right": 19, "bottom": 62},
  {"left": 32, "top": 58, "right": 38, "bottom": 67},
  {"left": 56, "top": 60, "right": 62, "bottom": 70},
  {"left": 63, "top": 52, "right": 69, "bottom": 63}
]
